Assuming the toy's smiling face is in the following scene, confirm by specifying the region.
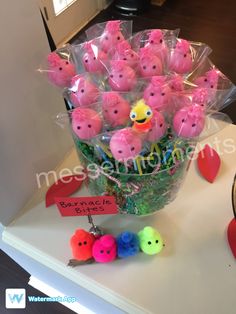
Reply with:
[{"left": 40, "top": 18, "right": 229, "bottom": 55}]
[
  {"left": 92, "top": 235, "right": 117, "bottom": 263},
  {"left": 110, "top": 128, "right": 142, "bottom": 162},
  {"left": 173, "top": 105, "right": 205, "bottom": 138},
  {"left": 70, "top": 76, "right": 99, "bottom": 107},
  {"left": 130, "top": 100, "right": 153, "bottom": 125},
  {"left": 70, "top": 229, "right": 95, "bottom": 261},
  {"left": 72, "top": 108, "right": 102, "bottom": 140},
  {"left": 138, "top": 226, "right": 163, "bottom": 255}
]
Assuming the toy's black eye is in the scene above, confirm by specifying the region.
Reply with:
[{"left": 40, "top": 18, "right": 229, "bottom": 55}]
[
  {"left": 66, "top": 61, "right": 69, "bottom": 65},
  {"left": 81, "top": 89, "right": 84, "bottom": 93},
  {"left": 150, "top": 92, "right": 154, "bottom": 96},
  {"left": 182, "top": 119, "right": 185, "bottom": 123},
  {"left": 85, "top": 59, "right": 88, "bottom": 63},
  {"left": 131, "top": 244, "right": 134, "bottom": 248},
  {"left": 59, "top": 67, "right": 62, "bottom": 71},
  {"left": 114, "top": 110, "right": 118, "bottom": 114},
  {"left": 160, "top": 123, "right": 163, "bottom": 127},
  {"left": 119, "top": 74, "right": 123, "bottom": 78},
  {"left": 149, "top": 128, "right": 152, "bottom": 132},
  {"left": 77, "top": 126, "right": 81, "bottom": 130},
  {"left": 161, "top": 92, "right": 165, "bottom": 96},
  {"left": 192, "top": 123, "right": 196, "bottom": 127},
  {"left": 100, "top": 250, "right": 104, "bottom": 253},
  {"left": 148, "top": 241, "right": 152, "bottom": 245},
  {"left": 152, "top": 65, "right": 156, "bottom": 69},
  {"left": 110, "top": 74, "right": 113, "bottom": 78},
  {"left": 160, "top": 39, "right": 163, "bottom": 43},
  {"left": 156, "top": 240, "right": 159, "bottom": 243},
  {"left": 184, "top": 54, "right": 187, "bottom": 58},
  {"left": 105, "top": 36, "right": 108, "bottom": 40},
  {"left": 84, "top": 241, "right": 87, "bottom": 245},
  {"left": 131, "top": 146, "right": 135, "bottom": 151},
  {"left": 78, "top": 242, "right": 82, "bottom": 246},
  {"left": 201, "top": 104, "right": 204, "bottom": 107},
  {"left": 118, "top": 150, "right": 122, "bottom": 153},
  {"left": 211, "top": 85, "right": 214, "bottom": 88},
  {"left": 107, "top": 250, "right": 110, "bottom": 254},
  {"left": 146, "top": 109, "right": 152, "bottom": 116},
  {"left": 150, "top": 40, "right": 154, "bottom": 44},
  {"left": 88, "top": 124, "right": 92, "bottom": 128},
  {"left": 117, "top": 36, "right": 120, "bottom": 40},
  {"left": 131, "top": 54, "right": 134, "bottom": 57},
  {"left": 123, "top": 58, "right": 127, "bottom": 60},
  {"left": 143, "top": 65, "right": 146, "bottom": 70},
  {"left": 204, "top": 78, "right": 208, "bottom": 82}
]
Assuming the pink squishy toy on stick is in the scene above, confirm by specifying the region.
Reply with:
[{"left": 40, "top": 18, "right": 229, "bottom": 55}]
[
  {"left": 100, "top": 20, "right": 125, "bottom": 54},
  {"left": 169, "top": 39, "right": 193, "bottom": 74},
  {"left": 82, "top": 41, "right": 107, "bottom": 73},
  {"left": 139, "top": 47, "right": 163, "bottom": 77},
  {"left": 109, "top": 60, "right": 137, "bottom": 91}
]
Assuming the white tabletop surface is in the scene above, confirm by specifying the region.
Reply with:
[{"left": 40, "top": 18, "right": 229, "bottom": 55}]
[{"left": 2, "top": 124, "right": 236, "bottom": 314}]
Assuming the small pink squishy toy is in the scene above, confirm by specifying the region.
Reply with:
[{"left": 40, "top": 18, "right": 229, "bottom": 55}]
[
  {"left": 100, "top": 20, "right": 125, "bottom": 54},
  {"left": 169, "top": 39, "right": 193, "bottom": 74},
  {"left": 173, "top": 104, "right": 205, "bottom": 138},
  {"left": 92, "top": 234, "right": 117, "bottom": 263},
  {"left": 72, "top": 107, "right": 102, "bottom": 140},
  {"left": 146, "top": 111, "right": 167, "bottom": 143},
  {"left": 70, "top": 75, "right": 99, "bottom": 107},
  {"left": 82, "top": 41, "right": 107, "bottom": 73},
  {"left": 139, "top": 47, "right": 163, "bottom": 77},
  {"left": 102, "top": 92, "right": 130, "bottom": 127},
  {"left": 143, "top": 76, "right": 171, "bottom": 111},
  {"left": 192, "top": 88, "right": 209, "bottom": 109},
  {"left": 169, "top": 74, "right": 184, "bottom": 92},
  {"left": 194, "top": 69, "right": 219, "bottom": 89},
  {"left": 114, "top": 40, "right": 139, "bottom": 68},
  {"left": 47, "top": 52, "right": 76, "bottom": 87},
  {"left": 110, "top": 128, "right": 142, "bottom": 162},
  {"left": 108, "top": 60, "right": 137, "bottom": 91},
  {"left": 145, "top": 29, "right": 167, "bottom": 63}
]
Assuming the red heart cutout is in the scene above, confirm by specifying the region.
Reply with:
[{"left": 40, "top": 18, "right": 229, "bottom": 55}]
[
  {"left": 45, "top": 175, "right": 85, "bottom": 207},
  {"left": 227, "top": 218, "right": 236, "bottom": 259},
  {"left": 197, "top": 144, "right": 221, "bottom": 183}
]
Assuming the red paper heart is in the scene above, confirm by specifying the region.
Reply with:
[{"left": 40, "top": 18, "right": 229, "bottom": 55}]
[
  {"left": 45, "top": 175, "right": 85, "bottom": 207},
  {"left": 197, "top": 144, "right": 221, "bottom": 183},
  {"left": 227, "top": 218, "right": 236, "bottom": 259}
]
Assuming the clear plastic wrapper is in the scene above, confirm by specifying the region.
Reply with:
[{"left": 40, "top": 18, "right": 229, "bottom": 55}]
[
  {"left": 85, "top": 20, "right": 133, "bottom": 55},
  {"left": 72, "top": 39, "right": 108, "bottom": 74},
  {"left": 63, "top": 74, "right": 101, "bottom": 108},
  {"left": 168, "top": 38, "right": 212, "bottom": 76},
  {"left": 38, "top": 45, "right": 76, "bottom": 88}
]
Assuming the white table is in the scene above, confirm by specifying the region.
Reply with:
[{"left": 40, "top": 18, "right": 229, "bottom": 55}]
[{"left": 2, "top": 125, "right": 236, "bottom": 314}]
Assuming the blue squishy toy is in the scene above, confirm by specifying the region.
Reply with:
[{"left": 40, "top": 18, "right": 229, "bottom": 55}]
[{"left": 117, "top": 231, "right": 140, "bottom": 258}]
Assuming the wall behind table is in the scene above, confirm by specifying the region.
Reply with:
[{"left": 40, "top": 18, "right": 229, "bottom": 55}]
[{"left": 0, "top": 0, "right": 73, "bottom": 225}]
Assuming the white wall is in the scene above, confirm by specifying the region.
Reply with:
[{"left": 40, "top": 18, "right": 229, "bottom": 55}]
[{"left": 0, "top": 0, "right": 73, "bottom": 225}]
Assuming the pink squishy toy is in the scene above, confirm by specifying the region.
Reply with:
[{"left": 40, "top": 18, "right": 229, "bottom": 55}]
[
  {"left": 109, "top": 60, "right": 137, "bottom": 91},
  {"left": 110, "top": 128, "right": 142, "bottom": 162},
  {"left": 82, "top": 41, "right": 107, "bottom": 73},
  {"left": 147, "top": 111, "right": 167, "bottom": 142},
  {"left": 173, "top": 104, "right": 205, "bottom": 138},
  {"left": 114, "top": 40, "right": 139, "bottom": 68},
  {"left": 47, "top": 52, "right": 76, "bottom": 87},
  {"left": 169, "top": 39, "right": 193, "bottom": 74},
  {"left": 100, "top": 20, "right": 125, "bottom": 54},
  {"left": 139, "top": 47, "right": 163, "bottom": 77},
  {"left": 72, "top": 107, "right": 102, "bottom": 140},
  {"left": 92, "top": 234, "right": 117, "bottom": 263},
  {"left": 102, "top": 92, "right": 130, "bottom": 127},
  {"left": 194, "top": 69, "right": 219, "bottom": 89},
  {"left": 192, "top": 88, "right": 209, "bottom": 109},
  {"left": 145, "top": 29, "right": 167, "bottom": 63},
  {"left": 169, "top": 74, "right": 184, "bottom": 92},
  {"left": 143, "top": 76, "right": 171, "bottom": 111},
  {"left": 70, "top": 75, "right": 99, "bottom": 107}
]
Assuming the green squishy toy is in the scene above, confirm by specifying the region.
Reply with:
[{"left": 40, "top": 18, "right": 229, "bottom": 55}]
[{"left": 138, "top": 226, "right": 163, "bottom": 255}]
